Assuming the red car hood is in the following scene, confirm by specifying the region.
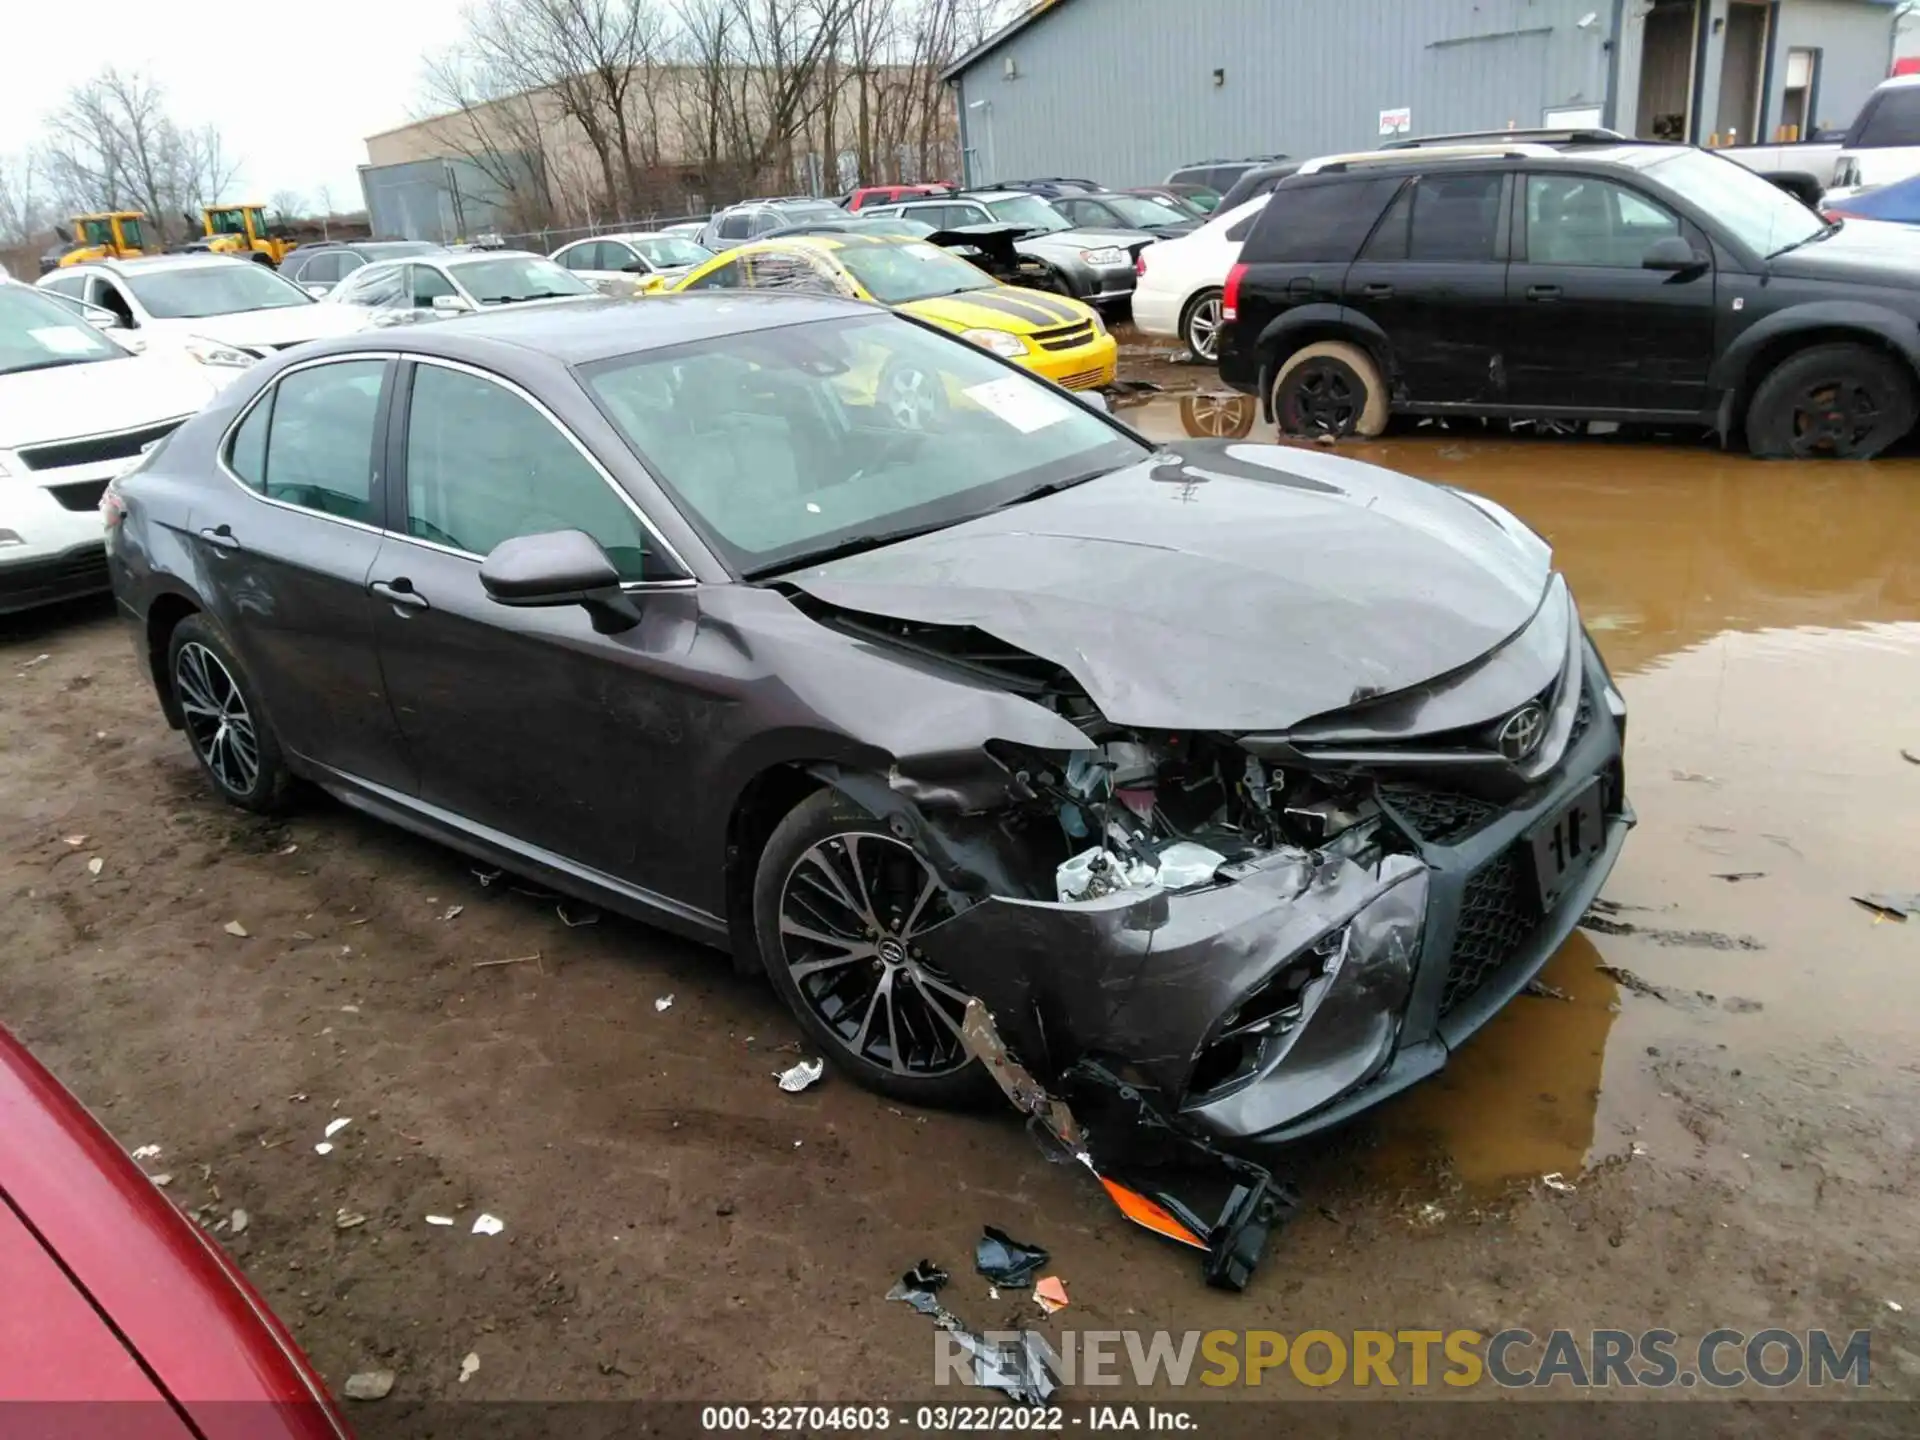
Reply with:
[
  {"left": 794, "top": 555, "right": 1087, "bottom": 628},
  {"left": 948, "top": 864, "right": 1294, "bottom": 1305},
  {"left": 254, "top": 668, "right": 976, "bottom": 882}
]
[{"left": 0, "top": 1024, "right": 349, "bottom": 1439}]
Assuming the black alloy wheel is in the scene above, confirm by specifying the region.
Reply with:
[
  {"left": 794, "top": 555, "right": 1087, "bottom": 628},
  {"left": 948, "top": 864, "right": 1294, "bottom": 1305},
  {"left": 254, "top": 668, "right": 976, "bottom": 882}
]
[
  {"left": 755, "top": 792, "right": 987, "bottom": 1105},
  {"left": 1280, "top": 358, "right": 1363, "bottom": 434},
  {"left": 166, "top": 615, "right": 293, "bottom": 813},
  {"left": 1747, "top": 343, "right": 1917, "bottom": 460}
]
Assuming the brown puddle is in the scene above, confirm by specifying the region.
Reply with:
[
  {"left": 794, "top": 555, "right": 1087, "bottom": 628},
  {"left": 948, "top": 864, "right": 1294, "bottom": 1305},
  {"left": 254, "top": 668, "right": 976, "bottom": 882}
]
[{"left": 1127, "top": 396, "right": 1920, "bottom": 1195}]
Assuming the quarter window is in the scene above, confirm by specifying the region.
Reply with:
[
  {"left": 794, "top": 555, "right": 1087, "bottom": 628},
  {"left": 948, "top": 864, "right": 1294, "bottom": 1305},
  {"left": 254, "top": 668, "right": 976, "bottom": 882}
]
[
  {"left": 718, "top": 212, "right": 753, "bottom": 240},
  {"left": 237, "top": 360, "right": 385, "bottom": 523},
  {"left": 403, "top": 363, "right": 659, "bottom": 581},
  {"left": 410, "top": 264, "right": 458, "bottom": 307},
  {"left": 1244, "top": 178, "right": 1402, "bottom": 264},
  {"left": 1526, "top": 176, "right": 1682, "bottom": 267}
]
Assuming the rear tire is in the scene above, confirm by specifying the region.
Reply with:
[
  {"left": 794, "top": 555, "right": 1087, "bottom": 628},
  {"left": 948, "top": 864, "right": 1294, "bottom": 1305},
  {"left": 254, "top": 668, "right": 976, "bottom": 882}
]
[
  {"left": 167, "top": 615, "right": 294, "bottom": 814},
  {"left": 753, "top": 791, "right": 991, "bottom": 1108},
  {"left": 1745, "top": 343, "right": 1916, "bottom": 460},
  {"left": 1180, "top": 289, "right": 1224, "bottom": 363},
  {"left": 1271, "top": 340, "right": 1389, "bottom": 438}
]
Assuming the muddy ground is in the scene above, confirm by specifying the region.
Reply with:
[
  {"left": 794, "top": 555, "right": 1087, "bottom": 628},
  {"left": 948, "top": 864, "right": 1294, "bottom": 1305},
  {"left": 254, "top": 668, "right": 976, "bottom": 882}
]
[{"left": 3, "top": 330, "right": 1919, "bottom": 1421}]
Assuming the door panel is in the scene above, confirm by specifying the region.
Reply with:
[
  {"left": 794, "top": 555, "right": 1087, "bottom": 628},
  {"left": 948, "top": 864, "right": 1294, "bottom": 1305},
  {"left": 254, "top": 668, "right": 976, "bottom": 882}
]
[
  {"left": 1343, "top": 172, "right": 1509, "bottom": 404},
  {"left": 200, "top": 359, "right": 415, "bottom": 791},
  {"left": 370, "top": 359, "right": 710, "bottom": 897},
  {"left": 1505, "top": 174, "right": 1715, "bottom": 412}
]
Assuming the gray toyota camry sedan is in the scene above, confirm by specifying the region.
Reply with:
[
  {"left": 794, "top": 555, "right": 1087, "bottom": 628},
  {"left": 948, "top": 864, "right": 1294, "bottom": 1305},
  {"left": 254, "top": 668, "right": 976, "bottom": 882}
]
[{"left": 106, "top": 293, "right": 1631, "bottom": 1163}]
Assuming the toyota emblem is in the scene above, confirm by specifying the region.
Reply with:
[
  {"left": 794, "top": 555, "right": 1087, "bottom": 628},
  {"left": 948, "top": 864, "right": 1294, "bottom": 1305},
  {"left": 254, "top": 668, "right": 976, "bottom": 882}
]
[{"left": 1497, "top": 702, "right": 1547, "bottom": 761}]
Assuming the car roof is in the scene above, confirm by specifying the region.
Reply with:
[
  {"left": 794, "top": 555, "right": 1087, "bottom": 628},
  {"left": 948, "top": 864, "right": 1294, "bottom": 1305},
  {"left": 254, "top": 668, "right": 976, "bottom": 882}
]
[
  {"left": 65, "top": 254, "right": 256, "bottom": 275},
  {"left": 1293, "top": 139, "right": 1690, "bottom": 179},
  {"left": 312, "top": 292, "right": 877, "bottom": 367}
]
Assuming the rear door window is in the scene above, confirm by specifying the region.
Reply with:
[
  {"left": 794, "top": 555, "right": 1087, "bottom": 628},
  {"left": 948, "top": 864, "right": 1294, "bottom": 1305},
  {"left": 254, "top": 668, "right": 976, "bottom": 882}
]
[
  {"left": 244, "top": 360, "right": 387, "bottom": 523},
  {"left": 1243, "top": 178, "right": 1403, "bottom": 264}
]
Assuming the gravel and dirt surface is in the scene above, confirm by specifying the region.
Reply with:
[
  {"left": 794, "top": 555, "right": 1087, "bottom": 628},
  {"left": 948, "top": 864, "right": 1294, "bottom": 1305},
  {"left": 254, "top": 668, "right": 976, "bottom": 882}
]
[{"left": 3, "top": 339, "right": 1919, "bottom": 1421}]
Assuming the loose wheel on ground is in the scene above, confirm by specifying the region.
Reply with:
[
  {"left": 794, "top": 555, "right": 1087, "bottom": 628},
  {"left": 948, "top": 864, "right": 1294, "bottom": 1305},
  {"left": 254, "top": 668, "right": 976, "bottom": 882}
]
[
  {"left": 1271, "top": 340, "right": 1389, "bottom": 438},
  {"left": 753, "top": 791, "right": 989, "bottom": 1107},
  {"left": 1745, "top": 343, "right": 1917, "bottom": 460}
]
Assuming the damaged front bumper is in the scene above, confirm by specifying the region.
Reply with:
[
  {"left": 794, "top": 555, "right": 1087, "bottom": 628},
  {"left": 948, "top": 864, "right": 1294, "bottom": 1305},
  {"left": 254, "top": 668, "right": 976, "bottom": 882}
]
[{"left": 914, "top": 662, "right": 1632, "bottom": 1153}]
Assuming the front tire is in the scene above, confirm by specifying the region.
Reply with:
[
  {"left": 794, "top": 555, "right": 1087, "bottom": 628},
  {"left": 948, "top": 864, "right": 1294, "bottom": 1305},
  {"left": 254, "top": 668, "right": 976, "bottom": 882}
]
[
  {"left": 1271, "top": 340, "right": 1389, "bottom": 438},
  {"left": 167, "top": 615, "right": 293, "bottom": 814},
  {"left": 753, "top": 791, "right": 989, "bottom": 1107},
  {"left": 1745, "top": 343, "right": 1916, "bottom": 459},
  {"left": 1181, "top": 289, "right": 1224, "bottom": 362}
]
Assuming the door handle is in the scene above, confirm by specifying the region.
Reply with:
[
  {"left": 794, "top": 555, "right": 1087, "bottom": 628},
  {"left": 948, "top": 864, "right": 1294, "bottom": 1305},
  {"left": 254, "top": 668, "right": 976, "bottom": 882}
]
[
  {"left": 370, "top": 578, "right": 430, "bottom": 612},
  {"left": 1526, "top": 284, "right": 1563, "bottom": 301},
  {"left": 1360, "top": 282, "right": 1395, "bottom": 298},
  {"left": 198, "top": 524, "right": 240, "bottom": 552}
]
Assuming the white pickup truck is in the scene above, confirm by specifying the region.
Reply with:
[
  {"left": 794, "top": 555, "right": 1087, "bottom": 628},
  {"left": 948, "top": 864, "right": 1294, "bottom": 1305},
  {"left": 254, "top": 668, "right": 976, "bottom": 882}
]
[{"left": 1716, "top": 137, "right": 1848, "bottom": 206}]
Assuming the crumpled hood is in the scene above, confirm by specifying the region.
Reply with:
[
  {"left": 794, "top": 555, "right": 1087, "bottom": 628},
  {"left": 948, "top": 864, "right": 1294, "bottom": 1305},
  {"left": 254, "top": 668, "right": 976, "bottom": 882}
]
[
  {"left": 0, "top": 353, "right": 221, "bottom": 451},
  {"left": 787, "top": 440, "right": 1553, "bottom": 731},
  {"left": 1022, "top": 226, "right": 1157, "bottom": 255}
]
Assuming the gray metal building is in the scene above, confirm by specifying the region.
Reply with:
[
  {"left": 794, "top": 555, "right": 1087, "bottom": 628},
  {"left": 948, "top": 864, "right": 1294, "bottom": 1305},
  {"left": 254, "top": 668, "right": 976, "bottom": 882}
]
[
  {"left": 947, "top": 0, "right": 1903, "bottom": 188},
  {"left": 358, "top": 157, "right": 526, "bottom": 243}
]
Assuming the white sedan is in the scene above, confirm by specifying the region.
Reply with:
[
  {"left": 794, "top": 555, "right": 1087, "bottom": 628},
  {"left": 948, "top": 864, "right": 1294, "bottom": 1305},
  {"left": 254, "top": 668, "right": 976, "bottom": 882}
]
[
  {"left": 35, "top": 255, "right": 371, "bottom": 377},
  {"left": 549, "top": 231, "right": 716, "bottom": 294},
  {"left": 323, "top": 250, "right": 600, "bottom": 323},
  {"left": 1130, "top": 197, "right": 1269, "bottom": 363},
  {"left": 0, "top": 279, "right": 225, "bottom": 614}
]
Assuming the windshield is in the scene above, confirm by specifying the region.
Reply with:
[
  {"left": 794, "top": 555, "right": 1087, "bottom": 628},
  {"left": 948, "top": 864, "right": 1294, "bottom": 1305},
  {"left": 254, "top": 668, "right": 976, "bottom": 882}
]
[
  {"left": 836, "top": 241, "right": 995, "bottom": 303},
  {"left": 0, "top": 284, "right": 127, "bottom": 375},
  {"left": 450, "top": 256, "right": 595, "bottom": 303},
  {"left": 1644, "top": 148, "right": 1823, "bottom": 257},
  {"left": 632, "top": 236, "right": 713, "bottom": 268},
  {"left": 1105, "top": 195, "right": 1191, "bottom": 228},
  {"left": 124, "top": 263, "right": 314, "bottom": 318},
  {"left": 582, "top": 313, "right": 1146, "bottom": 575},
  {"left": 985, "top": 195, "right": 1070, "bottom": 233}
]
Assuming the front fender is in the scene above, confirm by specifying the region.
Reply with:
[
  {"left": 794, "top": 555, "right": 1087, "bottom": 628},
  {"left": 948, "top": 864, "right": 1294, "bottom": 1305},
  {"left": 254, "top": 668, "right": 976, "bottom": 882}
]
[{"left": 1710, "top": 300, "right": 1920, "bottom": 393}]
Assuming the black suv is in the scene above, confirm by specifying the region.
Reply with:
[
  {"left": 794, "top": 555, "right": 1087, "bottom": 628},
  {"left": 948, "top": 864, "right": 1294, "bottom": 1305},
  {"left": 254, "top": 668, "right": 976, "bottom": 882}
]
[{"left": 1219, "top": 140, "right": 1920, "bottom": 459}]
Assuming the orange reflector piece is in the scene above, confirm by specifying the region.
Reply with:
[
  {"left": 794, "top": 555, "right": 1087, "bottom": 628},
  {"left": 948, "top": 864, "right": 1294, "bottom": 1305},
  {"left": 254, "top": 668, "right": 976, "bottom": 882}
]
[{"left": 1098, "top": 1176, "right": 1207, "bottom": 1249}]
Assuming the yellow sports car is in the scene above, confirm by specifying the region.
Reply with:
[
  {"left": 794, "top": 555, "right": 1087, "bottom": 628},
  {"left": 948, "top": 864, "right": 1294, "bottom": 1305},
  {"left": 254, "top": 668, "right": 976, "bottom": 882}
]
[{"left": 670, "top": 234, "right": 1118, "bottom": 391}]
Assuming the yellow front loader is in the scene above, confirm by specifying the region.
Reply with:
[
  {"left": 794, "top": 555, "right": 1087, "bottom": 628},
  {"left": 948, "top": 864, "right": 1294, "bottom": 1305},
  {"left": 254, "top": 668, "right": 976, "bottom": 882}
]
[
  {"left": 196, "top": 204, "right": 299, "bottom": 266},
  {"left": 58, "top": 212, "right": 149, "bottom": 266}
]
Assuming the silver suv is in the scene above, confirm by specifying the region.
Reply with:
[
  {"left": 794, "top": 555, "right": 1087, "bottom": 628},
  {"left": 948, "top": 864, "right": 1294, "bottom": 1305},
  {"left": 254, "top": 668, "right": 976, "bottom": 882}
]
[{"left": 698, "top": 198, "right": 852, "bottom": 253}]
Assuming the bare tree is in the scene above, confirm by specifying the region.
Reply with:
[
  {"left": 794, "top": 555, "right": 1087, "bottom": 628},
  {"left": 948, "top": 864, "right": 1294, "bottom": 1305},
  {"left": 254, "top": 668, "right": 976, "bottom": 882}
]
[
  {"left": 419, "top": 46, "right": 566, "bottom": 231},
  {"left": 40, "top": 68, "right": 241, "bottom": 244},
  {"left": 270, "top": 189, "right": 306, "bottom": 223},
  {"left": 0, "top": 151, "right": 54, "bottom": 247}
]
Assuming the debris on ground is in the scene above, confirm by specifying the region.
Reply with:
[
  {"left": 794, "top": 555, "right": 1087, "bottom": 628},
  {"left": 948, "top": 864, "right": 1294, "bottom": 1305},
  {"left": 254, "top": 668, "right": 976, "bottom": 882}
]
[
  {"left": 1901, "top": 750, "right": 1919, "bottom": 766},
  {"left": 130, "top": 1144, "right": 161, "bottom": 1161},
  {"left": 975, "top": 1226, "right": 1050, "bottom": 1289},
  {"left": 324, "top": 1117, "right": 351, "bottom": 1138},
  {"left": 87, "top": 857, "right": 103, "bottom": 876},
  {"left": 471, "top": 1213, "right": 504, "bottom": 1236},
  {"left": 1852, "top": 893, "right": 1920, "bottom": 922},
  {"left": 425, "top": 1215, "right": 455, "bottom": 1226},
  {"left": 335, "top": 1209, "right": 367, "bottom": 1230},
  {"left": 1888, "top": 1300, "right": 1905, "bottom": 1313},
  {"left": 279, "top": 844, "right": 299, "bottom": 856},
  {"left": 1580, "top": 912, "right": 1765, "bottom": 950},
  {"left": 1033, "top": 1276, "right": 1070, "bottom": 1315},
  {"left": 557, "top": 902, "right": 601, "bottom": 927},
  {"left": 886, "top": 1271, "right": 1056, "bottom": 1405},
  {"left": 63, "top": 835, "right": 87, "bottom": 847},
  {"left": 958, "top": 999, "right": 1294, "bottom": 1292},
  {"left": 342, "top": 1371, "right": 396, "bottom": 1402},
  {"left": 459, "top": 1351, "right": 480, "bottom": 1384},
  {"left": 314, "top": 1143, "right": 334, "bottom": 1156},
  {"left": 1711, "top": 872, "right": 1767, "bottom": 883},
  {"left": 903, "top": 1259, "right": 949, "bottom": 1292},
  {"left": 473, "top": 866, "right": 505, "bottom": 887},
  {"left": 1542, "top": 1172, "right": 1578, "bottom": 1194},
  {"left": 150, "top": 1173, "right": 172, "bottom": 1187},
  {"left": 473, "top": 952, "right": 541, "bottom": 970},
  {"left": 1670, "top": 770, "right": 1717, "bottom": 784},
  {"left": 775, "top": 1057, "right": 825, "bottom": 1093},
  {"left": 22, "top": 654, "right": 50, "bottom": 668},
  {"left": 1523, "top": 980, "right": 1573, "bottom": 1002},
  {"left": 223, "top": 920, "right": 249, "bottom": 938},
  {"left": 441, "top": 905, "right": 464, "bottom": 922},
  {"left": 1416, "top": 1202, "right": 1447, "bottom": 1226},
  {"left": 230, "top": 1208, "right": 249, "bottom": 1235},
  {"left": 654, "top": 994, "right": 675, "bottom": 1013}
]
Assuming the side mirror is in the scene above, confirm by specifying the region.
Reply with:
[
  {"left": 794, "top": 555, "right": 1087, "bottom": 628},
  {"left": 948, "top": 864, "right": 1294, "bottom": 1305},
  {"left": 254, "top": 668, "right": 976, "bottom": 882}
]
[
  {"left": 479, "top": 530, "right": 641, "bottom": 633},
  {"left": 1643, "top": 236, "right": 1707, "bottom": 273},
  {"left": 305, "top": 283, "right": 331, "bottom": 298},
  {"left": 431, "top": 293, "right": 472, "bottom": 314}
]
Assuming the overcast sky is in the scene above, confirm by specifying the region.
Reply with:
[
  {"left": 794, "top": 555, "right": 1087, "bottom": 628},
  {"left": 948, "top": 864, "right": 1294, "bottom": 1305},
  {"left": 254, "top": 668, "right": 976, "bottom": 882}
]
[{"left": 3, "top": 0, "right": 469, "bottom": 209}]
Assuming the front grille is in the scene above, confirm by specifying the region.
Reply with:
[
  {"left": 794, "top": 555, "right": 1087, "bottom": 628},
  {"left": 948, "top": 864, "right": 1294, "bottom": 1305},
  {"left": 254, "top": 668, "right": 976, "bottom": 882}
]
[
  {"left": 48, "top": 480, "right": 110, "bottom": 512},
  {"left": 1379, "top": 784, "right": 1498, "bottom": 844},
  {"left": 1057, "top": 368, "right": 1108, "bottom": 390},
  {"left": 1569, "top": 691, "right": 1595, "bottom": 747},
  {"left": 1033, "top": 321, "right": 1096, "bottom": 351},
  {"left": 1439, "top": 848, "right": 1538, "bottom": 1015},
  {"left": 16, "top": 419, "right": 184, "bottom": 473}
]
